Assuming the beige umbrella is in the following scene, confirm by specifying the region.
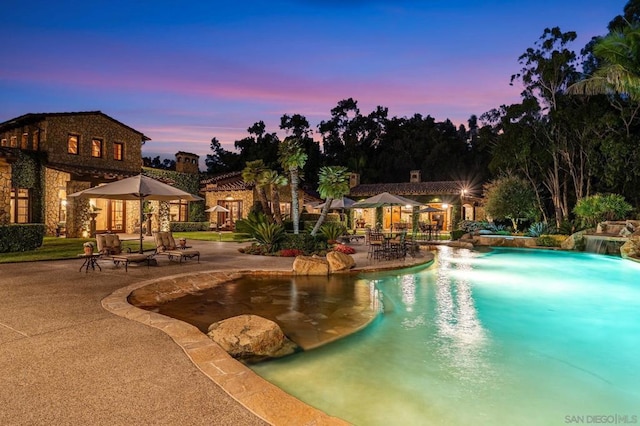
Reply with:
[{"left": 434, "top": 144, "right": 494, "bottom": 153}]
[
  {"left": 204, "top": 205, "right": 230, "bottom": 213},
  {"left": 351, "top": 192, "right": 421, "bottom": 208},
  {"left": 68, "top": 174, "right": 203, "bottom": 253}
]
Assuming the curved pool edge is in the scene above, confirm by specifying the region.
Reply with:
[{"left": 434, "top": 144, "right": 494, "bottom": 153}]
[
  {"left": 100, "top": 253, "right": 435, "bottom": 426},
  {"left": 102, "top": 270, "right": 353, "bottom": 426}
]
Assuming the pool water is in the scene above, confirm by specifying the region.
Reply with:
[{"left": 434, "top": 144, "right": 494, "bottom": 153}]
[{"left": 250, "top": 247, "right": 640, "bottom": 425}]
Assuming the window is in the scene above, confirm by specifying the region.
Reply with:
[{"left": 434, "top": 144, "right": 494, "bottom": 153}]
[
  {"left": 68, "top": 134, "right": 79, "bottom": 154},
  {"left": 10, "top": 188, "right": 30, "bottom": 223},
  {"left": 169, "top": 200, "right": 189, "bottom": 222},
  {"left": 10, "top": 136, "right": 17, "bottom": 147},
  {"left": 113, "top": 142, "right": 124, "bottom": 161},
  {"left": 91, "top": 138, "right": 103, "bottom": 158},
  {"left": 1, "top": 139, "right": 6, "bottom": 146},
  {"left": 21, "top": 133, "right": 28, "bottom": 149}
]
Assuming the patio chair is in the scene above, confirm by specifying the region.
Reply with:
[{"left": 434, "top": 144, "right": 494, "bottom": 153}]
[
  {"left": 95, "top": 234, "right": 152, "bottom": 272},
  {"left": 153, "top": 231, "right": 200, "bottom": 263}
]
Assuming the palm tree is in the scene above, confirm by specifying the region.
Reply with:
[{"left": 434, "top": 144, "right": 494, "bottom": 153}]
[
  {"left": 242, "top": 160, "right": 272, "bottom": 220},
  {"left": 278, "top": 137, "right": 307, "bottom": 234},
  {"left": 568, "top": 24, "right": 640, "bottom": 101},
  {"left": 260, "top": 169, "right": 288, "bottom": 225},
  {"left": 311, "top": 166, "right": 351, "bottom": 236}
]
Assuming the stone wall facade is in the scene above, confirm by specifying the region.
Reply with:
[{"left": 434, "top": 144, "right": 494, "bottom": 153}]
[
  {"left": 0, "top": 159, "right": 11, "bottom": 224},
  {"left": 43, "top": 167, "right": 70, "bottom": 235},
  {"left": 0, "top": 112, "right": 148, "bottom": 236}
]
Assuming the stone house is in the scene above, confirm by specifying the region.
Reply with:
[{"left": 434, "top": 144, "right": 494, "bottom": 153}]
[
  {"left": 201, "top": 171, "right": 316, "bottom": 229},
  {"left": 0, "top": 111, "right": 150, "bottom": 237},
  {"left": 347, "top": 170, "right": 484, "bottom": 231}
]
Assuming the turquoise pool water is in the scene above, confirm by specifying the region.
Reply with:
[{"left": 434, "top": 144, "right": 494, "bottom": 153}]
[{"left": 250, "top": 247, "right": 640, "bottom": 425}]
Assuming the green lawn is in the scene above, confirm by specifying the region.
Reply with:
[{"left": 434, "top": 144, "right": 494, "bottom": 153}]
[{"left": 0, "top": 232, "right": 253, "bottom": 263}]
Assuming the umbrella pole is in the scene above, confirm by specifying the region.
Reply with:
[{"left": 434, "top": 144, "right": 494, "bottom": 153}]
[{"left": 139, "top": 197, "right": 144, "bottom": 253}]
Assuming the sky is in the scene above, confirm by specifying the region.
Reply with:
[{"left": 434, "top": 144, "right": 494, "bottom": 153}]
[{"left": 0, "top": 0, "right": 628, "bottom": 169}]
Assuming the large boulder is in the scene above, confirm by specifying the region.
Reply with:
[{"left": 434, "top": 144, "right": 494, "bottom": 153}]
[
  {"left": 326, "top": 251, "right": 355, "bottom": 272},
  {"left": 292, "top": 255, "right": 329, "bottom": 275},
  {"left": 620, "top": 229, "right": 640, "bottom": 260},
  {"left": 207, "top": 314, "right": 299, "bottom": 361}
]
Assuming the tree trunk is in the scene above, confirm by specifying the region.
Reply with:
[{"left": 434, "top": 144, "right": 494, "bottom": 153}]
[
  {"left": 271, "top": 185, "right": 283, "bottom": 225},
  {"left": 290, "top": 168, "right": 300, "bottom": 234},
  {"left": 257, "top": 187, "right": 273, "bottom": 222},
  {"left": 311, "top": 198, "right": 333, "bottom": 236}
]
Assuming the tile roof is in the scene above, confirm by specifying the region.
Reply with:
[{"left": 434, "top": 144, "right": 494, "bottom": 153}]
[
  {"left": 201, "top": 171, "right": 252, "bottom": 191},
  {"left": 349, "top": 181, "right": 465, "bottom": 197},
  {"left": 46, "top": 162, "right": 140, "bottom": 180}
]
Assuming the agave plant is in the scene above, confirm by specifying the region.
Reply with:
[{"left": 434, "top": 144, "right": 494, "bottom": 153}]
[
  {"left": 320, "top": 222, "right": 347, "bottom": 243},
  {"left": 252, "top": 222, "right": 286, "bottom": 253}
]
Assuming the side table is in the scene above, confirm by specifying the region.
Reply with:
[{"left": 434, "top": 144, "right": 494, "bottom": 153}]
[{"left": 78, "top": 253, "right": 102, "bottom": 273}]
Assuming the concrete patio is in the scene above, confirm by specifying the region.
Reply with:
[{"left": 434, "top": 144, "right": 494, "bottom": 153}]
[{"left": 0, "top": 239, "right": 433, "bottom": 425}]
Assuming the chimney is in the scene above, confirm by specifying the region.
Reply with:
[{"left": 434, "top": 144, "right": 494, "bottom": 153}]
[
  {"left": 175, "top": 151, "right": 200, "bottom": 174},
  {"left": 410, "top": 170, "right": 421, "bottom": 183},
  {"left": 349, "top": 172, "right": 360, "bottom": 188}
]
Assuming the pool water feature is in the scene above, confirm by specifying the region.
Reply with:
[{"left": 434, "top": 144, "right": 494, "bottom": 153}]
[{"left": 250, "top": 247, "right": 640, "bottom": 425}]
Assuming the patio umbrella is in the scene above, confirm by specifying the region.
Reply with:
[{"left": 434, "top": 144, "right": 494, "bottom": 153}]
[
  {"left": 315, "top": 197, "right": 356, "bottom": 210},
  {"left": 418, "top": 205, "right": 444, "bottom": 225},
  {"left": 351, "top": 192, "right": 421, "bottom": 208},
  {"left": 204, "top": 205, "right": 230, "bottom": 213},
  {"left": 418, "top": 206, "right": 444, "bottom": 213},
  {"left": 68, "top": 174, "right": 203, "bottom": 253}
]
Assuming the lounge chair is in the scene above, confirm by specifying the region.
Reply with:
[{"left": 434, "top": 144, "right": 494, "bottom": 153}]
[
  {"left": 153, "top": 231, "right": 200, "bottom": 263},
  {"left": 95, "top": 234, "right": 152, "bottom": 272}
]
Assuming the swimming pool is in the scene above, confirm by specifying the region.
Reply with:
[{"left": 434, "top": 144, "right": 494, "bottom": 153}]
[{"left": 250, "top": 247, "right": 640, "bottom": 425}]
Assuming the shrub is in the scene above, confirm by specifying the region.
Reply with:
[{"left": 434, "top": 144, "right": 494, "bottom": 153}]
[
  {"left": 536, "top": 235, "right": 559, "bottom": 247},
  {"left": 458, "top": 220, "right": 487, "bottom": 233},
  {"left": 320, "top": 222, "right": 347, "bottom": 242},
  {"left": 450, "top": 229, "right": 466, "bottom": 240},
  {"left": 526, "top": 222, "right": 556, "bottom": 237},
  {"left": 0, "top": 224, "right": 45, "bottom": 253},
  {"left": 252, "top": 222, "right": 286, "bottom": 253},
  {"left": 333, "top": 244, "right": 355, "bottom": 254},
  {"left": 279, "top": 248, "right": 304, "bottom": 257},
  {"left": 169, "top": 221, "right": 209, "bottom": 232},
  {"left": 573, "top": 193, "right": 633, "bottom": 228},
  {"left": 281, "top": 233, "right": 329, "bottom": 255}
]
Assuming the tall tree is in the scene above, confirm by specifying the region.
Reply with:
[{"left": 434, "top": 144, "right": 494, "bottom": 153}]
[
  {"left": 278, "top": 137, "right": 307, "bottom": 234},
  {"left": 205, "top": 137, "right": 240, "bottom": 173},
  {"left": 280, "top": 114, "right": 322, "bottom": 188},
  {"left": 310, "top": 166, "right": 351, "bottom": 236},
  {"left": 510, "top": 27, "right": 580, "bottom": 227}
]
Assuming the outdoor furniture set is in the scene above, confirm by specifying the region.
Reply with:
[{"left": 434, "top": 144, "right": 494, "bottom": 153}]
[{"left": 80, "top": 231, "right": 200, "bottom": 272}]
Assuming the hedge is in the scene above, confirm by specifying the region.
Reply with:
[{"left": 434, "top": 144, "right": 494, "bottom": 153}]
[
  {"left": 169, "top": 222, "right": 210, "bottom": 232},
  {"left": 0, "top": 224, "right": 45, "bottom": 253}
]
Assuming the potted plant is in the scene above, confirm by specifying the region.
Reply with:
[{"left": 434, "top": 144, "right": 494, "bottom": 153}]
[
  {"left": 178, "top": 237, "right": 187, "bottom": 247},
  {"left": 83, "top": 241, "right": 94, "bottom": 255}
]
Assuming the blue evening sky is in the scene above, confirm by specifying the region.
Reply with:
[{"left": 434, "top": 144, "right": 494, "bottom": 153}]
[{"left": 0, "top": 0, "right": 627, "bottom": 166}]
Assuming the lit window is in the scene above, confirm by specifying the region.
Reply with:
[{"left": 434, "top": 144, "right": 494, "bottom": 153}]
[
  {"left": 21, "top": 133, "right": 28, "bottom": 149},
  {"left": 91, "top": 139, "right": 102, "bottom": 158},
  {"left": 68, "top": 135, "right": 79, "bottom": 154},
  {"left": 10, "top": 136, "right": 17, "bottom": 147},
  {"left": 1, "top": 139, "right": 6, "bottom": 146},
  {"left": 10, "top": 188, "right": 30, "bottom": 223},
  {"left": 169, "top": 200, "right": 189, "bottom": 222},
  {"left": 113, "top": 142, "right": 124, "bottom": 161}
]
